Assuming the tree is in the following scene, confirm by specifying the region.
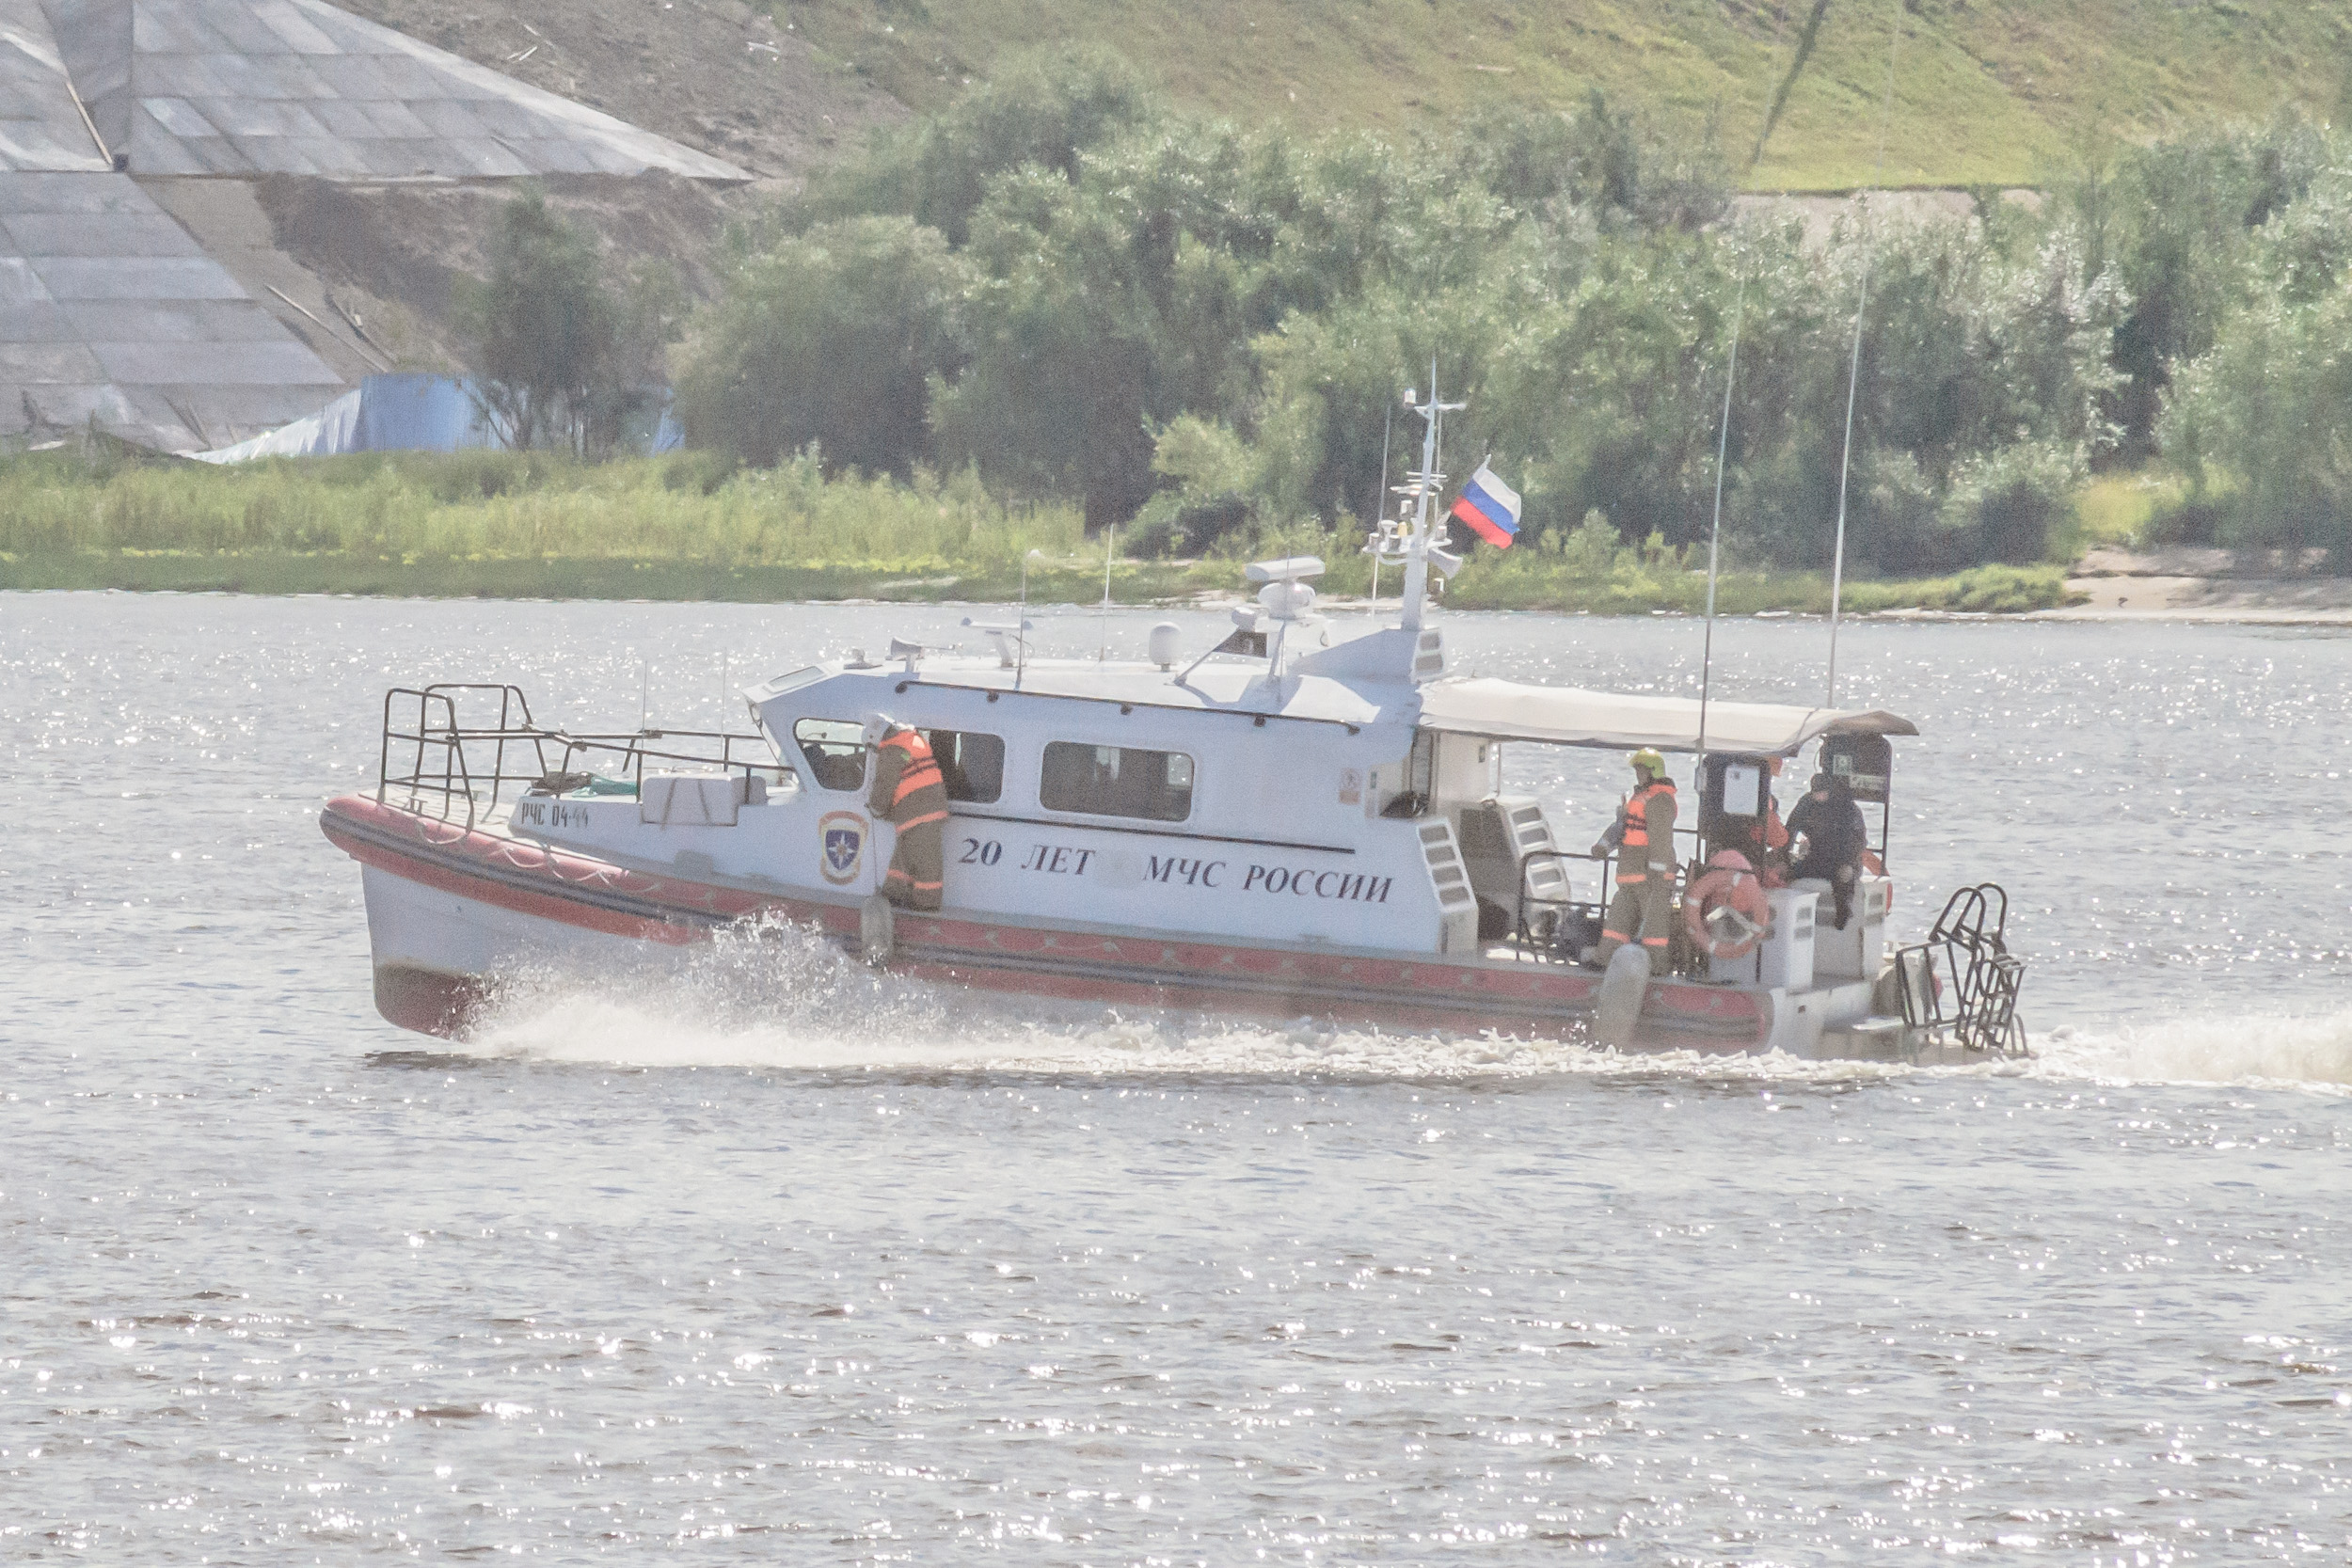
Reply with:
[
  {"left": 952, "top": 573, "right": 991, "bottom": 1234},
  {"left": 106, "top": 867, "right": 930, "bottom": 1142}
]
[
  {"left": 2090, "top": 112, "right": 2327, "bottom": 456},
  {"left": 2161, "top": 212, "right": 2352, "bottom": 565},
  {"left": 454, "top": 191, "right": 620, "bottom": 454},
  {"left": 674, "top": 216, "right": 965, "bottom": 474},
  {"left": 793, "top": 47, "right": 1155, "bottom": 247}
]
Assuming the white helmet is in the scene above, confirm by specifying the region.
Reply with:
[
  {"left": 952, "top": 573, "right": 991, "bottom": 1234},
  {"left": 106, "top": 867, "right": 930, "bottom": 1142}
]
[{"left": 862, "top": 711, "right": 898, "bottom": 745}]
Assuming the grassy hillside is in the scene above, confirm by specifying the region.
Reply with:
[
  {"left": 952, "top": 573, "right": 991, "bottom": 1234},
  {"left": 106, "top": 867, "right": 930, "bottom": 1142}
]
[{"left": 777, "top": 0, "right": 2352, "bottom": 188}]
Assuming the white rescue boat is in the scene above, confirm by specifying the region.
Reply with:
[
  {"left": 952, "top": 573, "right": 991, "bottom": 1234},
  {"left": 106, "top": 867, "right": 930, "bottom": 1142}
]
[{"left": 323, "top": 394, "right": 2026, "bottom": 1061}]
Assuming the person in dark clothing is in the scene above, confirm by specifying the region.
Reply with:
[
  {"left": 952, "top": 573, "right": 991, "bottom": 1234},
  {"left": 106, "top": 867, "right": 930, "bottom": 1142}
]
[{"left": 1786, "top": 770, "right": 1868, "bottom": 929}]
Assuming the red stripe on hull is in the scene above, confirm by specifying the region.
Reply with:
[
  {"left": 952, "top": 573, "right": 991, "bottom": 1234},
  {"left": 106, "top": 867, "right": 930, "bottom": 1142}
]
[{"left": 322, "top": 797, "right": 1770, "bottom": 1049}]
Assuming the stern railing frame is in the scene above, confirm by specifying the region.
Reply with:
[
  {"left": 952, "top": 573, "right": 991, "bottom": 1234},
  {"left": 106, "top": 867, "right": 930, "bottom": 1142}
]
[
  {"left": 1893, "top": 882, "right": 2027, "bottom": 1055},
  {"left": 376, "top": 683, "right": 781, "bottom": 831}
]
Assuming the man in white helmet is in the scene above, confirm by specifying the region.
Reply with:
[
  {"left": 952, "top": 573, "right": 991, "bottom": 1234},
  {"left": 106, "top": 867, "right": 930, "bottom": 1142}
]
[{"left": 864, "top": 713, "right": 947, "bottom": 911}]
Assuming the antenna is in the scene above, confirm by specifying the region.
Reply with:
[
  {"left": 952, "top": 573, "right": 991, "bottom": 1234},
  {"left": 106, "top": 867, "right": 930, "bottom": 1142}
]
[
  {"left": 1698, "top": 270, "right": 1747, "bottom": 757},
  {"left": 1370, "top": 395, "right": 1394, "bottom": 617},
  {"left": 1826, "top": 0, "right": 1903, "bottom": 708},
  {"left": 1017, "top": 548, "right": 1042, "bottom": 691},
  {"left": 1100, "top": 518, "right": 1115, "bottom": 662}
]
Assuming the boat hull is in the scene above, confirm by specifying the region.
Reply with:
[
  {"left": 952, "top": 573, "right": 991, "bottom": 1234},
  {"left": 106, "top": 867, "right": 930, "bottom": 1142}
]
[{"left": 323, "top": 794, "right": 1779, "bottom": 1053}]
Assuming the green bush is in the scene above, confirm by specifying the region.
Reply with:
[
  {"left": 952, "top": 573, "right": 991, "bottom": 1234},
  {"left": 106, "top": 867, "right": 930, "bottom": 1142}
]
[
  {"left": 674, "top": 216, "right": 966, "bottom": 475},
  {"left": 2158, "top": 183, "right": 2352, "bottom": 565}
]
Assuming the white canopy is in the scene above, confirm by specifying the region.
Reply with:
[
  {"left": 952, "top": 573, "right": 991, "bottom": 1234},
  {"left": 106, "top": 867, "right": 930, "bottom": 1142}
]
[{"left": 1418, "top": 677, "right": 1916, "bottom": 755}]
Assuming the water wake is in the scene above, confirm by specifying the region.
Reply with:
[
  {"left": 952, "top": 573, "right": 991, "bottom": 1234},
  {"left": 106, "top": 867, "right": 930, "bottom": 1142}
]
[
  {"left": 448, "top": 921, "right": 1895, "bottom": 1084},
  {"left": 452, "top": 919, "right": 2352, "bottom": 1090},
  {"left": 2024, "top": 1010, "right": 2352, "bottom": 1091}
]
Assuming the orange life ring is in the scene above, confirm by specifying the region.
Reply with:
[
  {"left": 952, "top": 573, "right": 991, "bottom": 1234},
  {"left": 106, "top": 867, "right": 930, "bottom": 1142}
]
[
  {"left": 1683, "top": 850, "right": 1772, "bottom": 959},
  {"left": 1861, "top": 848, "right": 1888, "bottom": 910}
]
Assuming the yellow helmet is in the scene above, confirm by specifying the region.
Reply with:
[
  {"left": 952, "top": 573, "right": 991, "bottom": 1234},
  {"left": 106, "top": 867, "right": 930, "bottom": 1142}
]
[{"left": 1630, "top": 748, "right": 1666, "bottom": 778}]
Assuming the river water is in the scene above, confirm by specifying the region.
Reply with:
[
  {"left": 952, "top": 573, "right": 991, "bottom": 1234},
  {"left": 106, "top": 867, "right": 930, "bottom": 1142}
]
[{"left": 4, "top": 592, "right": 2348, "bottom": 1563}]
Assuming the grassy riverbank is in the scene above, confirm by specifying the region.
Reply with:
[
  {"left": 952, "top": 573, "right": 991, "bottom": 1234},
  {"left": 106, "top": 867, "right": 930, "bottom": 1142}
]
[{"left": 0, "top": 448, "right": 2071, "bottom": 614}]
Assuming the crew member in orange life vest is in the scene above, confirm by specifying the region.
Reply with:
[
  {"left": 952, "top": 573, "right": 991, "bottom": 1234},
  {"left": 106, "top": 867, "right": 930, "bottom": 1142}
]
[
  {"left": 1588, "top": 748, "right": 1678, "bottom": 974},
  {"left": 864, "top": 713, "right": 949, "bottom": 911}
]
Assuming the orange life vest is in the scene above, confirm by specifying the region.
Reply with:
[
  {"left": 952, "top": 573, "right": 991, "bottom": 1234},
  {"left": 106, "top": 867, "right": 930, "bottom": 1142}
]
[
  {"left": 1622, "top": 778, "right": 1676, "bottom": 849},
  {"left": 878, "top": 729, "right": 946, "bottom": 823}
]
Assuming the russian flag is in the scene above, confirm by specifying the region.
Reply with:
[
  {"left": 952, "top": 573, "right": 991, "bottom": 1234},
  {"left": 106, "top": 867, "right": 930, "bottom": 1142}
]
[{"left": 1450, "top": 461, "right": 1521, "bottom": 548}]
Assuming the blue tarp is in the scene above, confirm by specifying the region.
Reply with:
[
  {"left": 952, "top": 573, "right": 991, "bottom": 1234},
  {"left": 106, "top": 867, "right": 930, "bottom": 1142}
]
[{"left": 191, "top": 374, "right": 683, "bottom": 463}]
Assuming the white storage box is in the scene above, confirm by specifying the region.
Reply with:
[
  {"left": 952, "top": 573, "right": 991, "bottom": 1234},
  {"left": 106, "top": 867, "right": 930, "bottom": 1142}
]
[
  {"left": 639, "top": 773, "right": 745, "bottom": 827},
  {"left": 1758, "top": 885, "right": 1819, "bottom": 990},
  {"left": 1813, "top": 874, "right": 1890, "bottom": 981}
]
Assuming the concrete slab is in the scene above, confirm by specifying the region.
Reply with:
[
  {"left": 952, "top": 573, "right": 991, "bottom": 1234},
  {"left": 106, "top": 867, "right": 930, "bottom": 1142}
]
[
  {"left": 294, "top": 48, "right": 386, "bottom": 99},
  {"left": 42, "top": 0, "right": 133, "bottom": 151},
  {"left": 185, "top": 0, "right": 283, "bottom": 55},
  {"left": 248, "top": 0, "right": 336, "bottom": 54},
  {"left": 61, "top": 295, "right": 293, "bottom": 340},
  {"left": 0, "top": 167, "right": 148, "bottom": 208},
  {"left": 138, "top": 92, "right": 211, "bottom": 135},
  {"left": 222, "top": 128, "right": 290, "bottom": 168},
  {"left": 89, "top": 337, "right": 338, "bottom": 382},
  {"left": 127, "top": 0, "right": 210, "bottom": 55},
  {"left": 154, "top": 2, "right": 250, "bottom": 53},
  {"left": 0, "top": 299, "right": 72, "bottom": 339},
  {"left": 135, "top": 377, "right": 336, "bottom": 429},
  {"left": 398, "top": 94, "right": 480, "bottom": 139},
  {"left": 190, "top": 48, "right": 304, "bottom": 99},
  {"left": 32, "top": 252, "right": 246, "bottom": 297},
  {"left": 0, "top": 122, "right": 105, "bottom": 169},
  {"left": 16, "top": 378, "right": 145, "bottom": 430},
  {"left": 171, "top": 127, "right": 245, "bottom": 171},
  {"left": 0, "top": 251, "right": 52, "bottom": 303},
  {"left": 300, "top": 92, "right": 368, "bottom": 135},
  {"left": 2, "top": 208, "right": 200, "bottom": 252},
  {"left": 445, "top": 135, "right": 531, "bottom": 176},
  {"left": 0, "top": 339, "right": 103, "bottom": 378},
  {"left": 351, "top": 131, "right": 424, "bottom": 175},
  {"left": 461, "top": 93, "right": 541, "bottom": 139},
  {"left": 129, "top": 47, "right": 226, "bottom": 95},
  {"left": 121, "top": 104, "right": 207, "bottom": 169},
  {"left": 4, "top": 0, "right": 112, "bottom": 169}
]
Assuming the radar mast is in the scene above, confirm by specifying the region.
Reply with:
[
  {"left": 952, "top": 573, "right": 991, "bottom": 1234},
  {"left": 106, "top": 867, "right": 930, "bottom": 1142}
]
[{"left": 1374, "top": 361, "right": 1466, "bottom": 633}]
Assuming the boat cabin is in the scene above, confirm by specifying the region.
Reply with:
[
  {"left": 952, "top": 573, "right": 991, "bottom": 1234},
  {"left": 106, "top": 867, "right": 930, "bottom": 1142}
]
[{"left": 475, "top": 562, "right": 1914, "bottom": 986}]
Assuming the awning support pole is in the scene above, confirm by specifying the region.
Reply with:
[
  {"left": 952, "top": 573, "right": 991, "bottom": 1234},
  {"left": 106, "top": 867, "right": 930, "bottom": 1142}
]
[
  {"left": 1827, "top": 0, "right": 1903, "bottom": 709},
  {"left": 1698, "top": 271, "right": 1746, "bottom": 756}
]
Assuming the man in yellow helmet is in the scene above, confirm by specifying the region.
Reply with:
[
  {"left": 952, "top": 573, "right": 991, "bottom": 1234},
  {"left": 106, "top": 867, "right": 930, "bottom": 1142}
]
[{"left": 1588, "top": 748, "right": 1678, "bottom": 974}]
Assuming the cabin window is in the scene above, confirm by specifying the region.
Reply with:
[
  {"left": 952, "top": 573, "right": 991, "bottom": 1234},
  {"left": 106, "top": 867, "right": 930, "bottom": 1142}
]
[
  {"left": 792, "top": 719, "right": 867, "bottom": 791},
  {"left": 1039, "top": 742, "right": 1195, "bottom": 822},
  {"left": 925, "top": 728, "right": 1005, "bottom": 803}
]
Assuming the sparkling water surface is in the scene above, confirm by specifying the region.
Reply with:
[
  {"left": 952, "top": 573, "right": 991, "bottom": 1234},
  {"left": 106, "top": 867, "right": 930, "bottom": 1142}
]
[{"left": 4, "top": 593, "right": 2350, "bottom": 1563}]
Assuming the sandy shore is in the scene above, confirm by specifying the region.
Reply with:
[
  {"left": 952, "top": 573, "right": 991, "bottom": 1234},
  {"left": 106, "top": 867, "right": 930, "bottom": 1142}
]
[{"left": 2038, "top": 548, "right": 2352, "bottom": 626}]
